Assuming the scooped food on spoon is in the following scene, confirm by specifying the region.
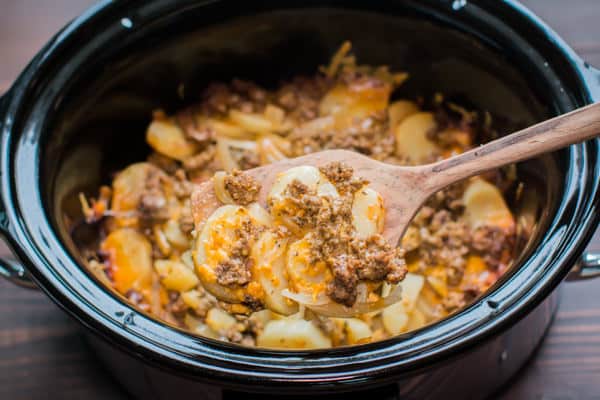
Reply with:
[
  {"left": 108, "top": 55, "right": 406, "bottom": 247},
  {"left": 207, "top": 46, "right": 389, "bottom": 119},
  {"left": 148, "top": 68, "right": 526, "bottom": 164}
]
[{"left": 192, "top": 162, "right": 407, "bottom": 317}]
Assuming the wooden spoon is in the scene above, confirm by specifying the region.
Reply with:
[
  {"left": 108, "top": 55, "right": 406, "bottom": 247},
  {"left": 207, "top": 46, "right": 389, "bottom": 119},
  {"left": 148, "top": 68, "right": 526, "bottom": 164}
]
[{"left": 192, "top": 102, "right": 600, "bottom": 246}]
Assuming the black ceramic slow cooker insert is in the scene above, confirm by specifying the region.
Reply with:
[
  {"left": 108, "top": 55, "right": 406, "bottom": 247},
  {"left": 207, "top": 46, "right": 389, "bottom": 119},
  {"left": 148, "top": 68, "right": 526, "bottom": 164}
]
[{"left": 1, "top": 1, "right": 599, "bottom": 399}]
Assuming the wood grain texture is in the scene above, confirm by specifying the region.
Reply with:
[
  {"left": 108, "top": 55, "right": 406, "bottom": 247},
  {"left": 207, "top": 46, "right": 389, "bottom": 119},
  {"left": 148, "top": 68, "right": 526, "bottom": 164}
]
[{"left": 0, "top": 1, "right": 599, "bottom": 399}]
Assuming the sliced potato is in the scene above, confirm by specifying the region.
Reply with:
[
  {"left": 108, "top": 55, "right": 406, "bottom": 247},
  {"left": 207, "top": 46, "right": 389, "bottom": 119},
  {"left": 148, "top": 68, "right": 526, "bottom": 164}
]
[
  {"left": 192, "top": 205, "right": 263, "bottom": 303},
  {"left": 264, "top": 104, "right": 285, "bottom": 126},
  {"left": 425, "top": 266, "right": 448, "bottom": 298},
  {"left": 292, "top": 116, "right": 335, "bottom": 138},
  {"left": 394, "top": 112, "right": 440, "bottom": 164},
  {"left": 399, "top": 273, "right": 425, "bottom": 312},
  {"left": 251, "top": 231, "right": 298, "bottom": 315},
  {"left": 257, "top": 319, "right": 332, "bottom": 349},
  {"left": 401, "top": 225, "right": 421, "bottom": 252},
  {"left": 319, "top": 83, "right": 391, "bottom": 127},
  {"left": 154, "top": 259, "right": 199, "bottom": 292},
  {"left": 388, "top": 100, "right": 419, "bottom": 128},
  {"left": 163, "top": 219, "right": 190, "bottom": 250},
  {"left": 352, "top": 187, "right": 385, "bottom": 238},
  {"left": 249, "top": 309, "right": 274, "bottom": 327},
  {"left": 258, "top": 136, "right": 287, "bottom": 164},
  {"left": 416, "top": 295, "right": 439, "bottom": 320},
  {"left": 229, "top": 110, "right": 274, "bottom": 134},
  {"left": 206, "top": 118, "right": 249, "bottom": 139},
  {"left": 156, "top": 224, "right": 174, "bottom": 256},
  {"left": 286, "top": 235, "right": 332, "bottom": 300},
  {"left": 382, "top": 301, "right": 409, "bottom": 335},
  {"left": 463, "top": 178, "right": 515, "bottom": 230},
  {"left": 180, "top": 290, "right": 203, "bottom": 310},
  {"left": 147, "top": 119, "right": 199, "bottom": 160},
  {"left": 184, "top": 313, "right": 219, "bottom": 339},
  {"left": 111, "top": 162, "right": 157, "bottom": 227},
  {"left": 440, "top": 128, "right": 472, "bottom": 147},
  {"left": 205, "top": 308, "right": 238, "bottom": 333},
  {"left": 342, "top": 318, "right": 373, "bottom": 344},
  {"left": 406, "top": 308, "right": 427, "bottom": 331},
  {"left": 101, "top": 228, "right": 153, "bottom": 295},
  {"left": 247, "top": 202, "right": 274, "bottom": 227}
]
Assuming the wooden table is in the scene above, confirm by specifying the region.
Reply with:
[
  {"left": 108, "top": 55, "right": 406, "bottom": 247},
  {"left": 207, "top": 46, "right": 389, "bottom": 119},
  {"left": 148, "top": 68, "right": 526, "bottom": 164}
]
[{"left": 1, "top": 1, "right": 599, "bottom": 398}]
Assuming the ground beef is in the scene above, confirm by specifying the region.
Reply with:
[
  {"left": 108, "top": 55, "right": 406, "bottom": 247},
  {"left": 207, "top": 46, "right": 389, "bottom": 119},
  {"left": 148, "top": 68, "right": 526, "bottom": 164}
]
[
  {"left": 215, "top": 259, "right": 252, "bottom": 286},
  {"left": 416, "top": 209, "right": 470, "bottom": 285},
  {"left": 442, "top": 292, "right": 466, "bottom": 312},
  {"left": 309, "top": 197, "right": 354, "bottom": 261},
  {"left": 427, "top": 182, "right": 466, "bottom": 214},
  {"left": 147, "top": 152, "right": 180, "bottom": 174},
  {"left": 138, "top": 168, "right": 170, "bottom": 223},
  {"left": 179, "top": 211, "right": 195, "bottom": 234},
  {"left": 125, "top": 289, "right": 150, "bottom": 312},
  {"left": 232, "top": 79, "right": 268, "bottom": 104},
  {"left": 320, "top": 161, "right": 354, "bottom": 183},
  {"left": 173, "top": 169, "right": 194, "bottom": 199},
  {"left": 327, "top": 255, "right": 359, "bottom": 306},
  {"left": 167, "top": 291, "right": 188, "bottom": 317},
  {"left": 303, "top": 163, "right": 407, "bottom": 305},
  {"left": 319, "top": 162, "right": 368, "bottom": 195},
  {"left": 198, "top": 79, "right": 269, "bottom": 117},
  {"left": 223, "top": 170, "right": 261, "bottom": 205},
  {"left": 189, "top": 287, "right": 217, "bottom": 318},
  {"left": 277, "top": 179, "right": 323, "bottom": 229},
  {"left": 289, "top": 116, "right": 395, "bottom": 160},
  {"left": 275, "top": 75, "right": 331, "bottom": 122},
  {"left": 351, "top": 235, "right": 407, "bottom": 283},
  {"left": 183, "top": 145, "right": 216, "bottom": 172},
  {"left": 471, "top": 225, "right": 515, "bottom": 269},
  {"left": 214, "top": 218, "right": 261, "bottom": 287},
  {"left": 199, "top": 83, "right": 234, "bottom": 115},
  {"left": 177, "top": 108, "right": 215, "bottom": 143},
  {"left": 232, "top": 148, "right": 260, "bottom": 170},
  {"left": 442, "top": 284, "right": 481, "bottom": 313},
  {"left": 462, "top": 284, "right": 481, "bottom": 303}
]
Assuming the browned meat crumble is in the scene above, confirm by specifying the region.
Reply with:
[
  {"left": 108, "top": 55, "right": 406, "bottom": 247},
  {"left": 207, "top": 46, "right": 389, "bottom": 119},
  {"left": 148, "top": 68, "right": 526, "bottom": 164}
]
[
  {"left": 223, "top": 170, "right": 261, "bottom": 206},
  {"left": 215, "top": 218, "right": 262, "bottom": 287}
]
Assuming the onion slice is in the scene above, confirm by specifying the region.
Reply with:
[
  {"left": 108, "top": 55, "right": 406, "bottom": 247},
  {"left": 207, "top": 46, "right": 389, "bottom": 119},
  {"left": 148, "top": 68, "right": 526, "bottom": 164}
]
[
  {"left": 212, "top": 171, "right": 235, "bottom": 205},
  {"left": 281, "top": 289, "right": 329, "bottom": 306},
  {"left": 281, "top": 284, "right": 403, "bottom": 318}
]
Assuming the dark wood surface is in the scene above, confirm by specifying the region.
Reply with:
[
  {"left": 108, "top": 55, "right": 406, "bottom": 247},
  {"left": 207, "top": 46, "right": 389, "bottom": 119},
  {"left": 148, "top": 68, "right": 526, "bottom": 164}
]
[{"left": 1, "top": 1, "right": 600, "bottom": 399}]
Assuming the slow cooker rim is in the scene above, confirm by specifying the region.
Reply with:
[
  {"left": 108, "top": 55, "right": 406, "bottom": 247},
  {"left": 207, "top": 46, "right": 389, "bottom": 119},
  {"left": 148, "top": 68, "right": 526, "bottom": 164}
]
[{"left": 1, "top": 0, "right": 599, "bottom": 387}]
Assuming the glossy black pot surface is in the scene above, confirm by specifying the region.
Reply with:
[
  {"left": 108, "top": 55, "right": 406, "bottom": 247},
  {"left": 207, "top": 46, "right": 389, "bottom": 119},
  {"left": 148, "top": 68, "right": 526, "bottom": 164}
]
[{"left": 0, "top": 1, "right": 599, "bottom": 399}]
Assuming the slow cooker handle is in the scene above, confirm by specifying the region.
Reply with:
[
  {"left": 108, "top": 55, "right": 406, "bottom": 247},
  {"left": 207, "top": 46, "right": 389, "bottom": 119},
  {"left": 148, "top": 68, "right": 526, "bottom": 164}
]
[
  {"left": 0, "top": 91, "right": 38, "bottom": 289},
  {"left": 566, "top": 252, "right": 600, "bottom": 281},
  {"left": 0, "top": 257, "right": 37, "bottom": 289},
  {"left": 568, "top": 60, "right": 600, "bottom": 279},
  {"left": 581, "top": 62, "right": 600, "bottom": 103}
]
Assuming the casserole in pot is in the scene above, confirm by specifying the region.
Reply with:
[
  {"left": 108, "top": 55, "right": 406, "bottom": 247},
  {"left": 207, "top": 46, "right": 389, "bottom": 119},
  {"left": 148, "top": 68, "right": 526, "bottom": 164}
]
[{"left": 0, "top": 1, "right": 599, "bottom": 398}]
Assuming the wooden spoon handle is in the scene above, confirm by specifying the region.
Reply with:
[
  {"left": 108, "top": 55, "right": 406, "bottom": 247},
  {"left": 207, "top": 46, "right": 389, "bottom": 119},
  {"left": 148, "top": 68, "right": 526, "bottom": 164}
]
[{"left": 423, "top": 102, "right": 600, "bottom": 192}]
